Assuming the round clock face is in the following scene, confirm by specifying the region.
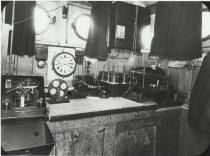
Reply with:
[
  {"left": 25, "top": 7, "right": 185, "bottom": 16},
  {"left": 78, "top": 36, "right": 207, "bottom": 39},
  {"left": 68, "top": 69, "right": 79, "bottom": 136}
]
[{"left": 52, "top": 52, "right": 76, "bottom": 77}]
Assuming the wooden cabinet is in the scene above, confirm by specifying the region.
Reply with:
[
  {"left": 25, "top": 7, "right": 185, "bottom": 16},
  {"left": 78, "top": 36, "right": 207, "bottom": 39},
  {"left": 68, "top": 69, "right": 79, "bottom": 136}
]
[
  {"left": 115, "top": 117, "right": 164, "bottom": 156},
  {"left": 48, "top": 110, "right": 158, "bottom": 156},
  {"left": 47, "top": 108, "right": 185, "bottom": 156},
  {"left": 71, "top": 126, "right": 104, "bottom": 155},
  {"left": 53, "top": 127, "right": 104, "bottom": 155},
  {"left": 48, "top": 118, "right": 113, "bottom": 156}
]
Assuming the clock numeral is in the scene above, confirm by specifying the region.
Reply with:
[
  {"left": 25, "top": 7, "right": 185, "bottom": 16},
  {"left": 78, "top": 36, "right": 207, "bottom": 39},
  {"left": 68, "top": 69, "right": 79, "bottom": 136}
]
[{"left": 55, "top": 60, "right": 60, "bottom": 63}]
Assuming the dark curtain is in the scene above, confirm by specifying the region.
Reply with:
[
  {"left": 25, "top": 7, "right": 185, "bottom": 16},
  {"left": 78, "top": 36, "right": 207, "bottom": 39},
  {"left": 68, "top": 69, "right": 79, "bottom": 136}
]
[
  {"left": 85, "top": 1, "right": 111, "bottom": 59},
  {"left": 150, "top": 2, "right": 202, "bottom": 60},
  {"left": 188, "top": 53, "right": 210, "bottom": 136},
  {"left": 5, "top": 1, "right": 36, "bottom": 56}
]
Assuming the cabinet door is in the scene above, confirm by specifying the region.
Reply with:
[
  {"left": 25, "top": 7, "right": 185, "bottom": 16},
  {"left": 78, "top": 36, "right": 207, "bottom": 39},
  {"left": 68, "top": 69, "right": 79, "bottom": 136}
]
[
  {"left": 73, "top": 126, "right": 105, "bottom": 156},
  {"left": 52, "top": 126, "right": 105, "bottom": 156},
  {"left": 115, "top": 117, "right": 163, "bottom": 156}
]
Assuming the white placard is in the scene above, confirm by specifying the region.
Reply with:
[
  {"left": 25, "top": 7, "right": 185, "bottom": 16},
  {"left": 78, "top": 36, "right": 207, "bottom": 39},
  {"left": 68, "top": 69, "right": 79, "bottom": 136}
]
[{"left": 116, "top": 25, "right": 125, "bottom": 39}]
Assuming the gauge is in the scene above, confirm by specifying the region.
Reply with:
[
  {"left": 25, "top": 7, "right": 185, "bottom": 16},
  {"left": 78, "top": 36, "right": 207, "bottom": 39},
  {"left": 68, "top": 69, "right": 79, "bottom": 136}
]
[
  {"left": 53, "top": 80, "right": 59, "bottom": 87},
  {"left": 50, "top": 88, "right": 56, "bottom": 95},
  {"left": 60, "top": 83, "right": 67, "bottom": 90}
]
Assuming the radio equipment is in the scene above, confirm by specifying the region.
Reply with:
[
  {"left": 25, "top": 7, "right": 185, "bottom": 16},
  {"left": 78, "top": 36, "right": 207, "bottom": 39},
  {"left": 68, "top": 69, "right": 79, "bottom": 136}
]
[
  {"left": 1, "top": 75, "right": 54, "bottom": 155},
  {"left": 1, "top": 75, "right": 46, "bottom": 119},
  {"left": 98, "top": 66, "right": 182, "bottom": 106}
]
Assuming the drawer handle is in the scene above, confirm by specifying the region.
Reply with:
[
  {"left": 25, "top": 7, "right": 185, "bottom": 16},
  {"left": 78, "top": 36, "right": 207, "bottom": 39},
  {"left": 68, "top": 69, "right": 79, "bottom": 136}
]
[
  {"left": 71, "top": 133, "right": 79, "bottom": 142},
  {"left": 71, "top": 133, "right": 78, "bottom": 139},
  {"left": 98, "top": 128, "right": 106, "bottom": 133}
]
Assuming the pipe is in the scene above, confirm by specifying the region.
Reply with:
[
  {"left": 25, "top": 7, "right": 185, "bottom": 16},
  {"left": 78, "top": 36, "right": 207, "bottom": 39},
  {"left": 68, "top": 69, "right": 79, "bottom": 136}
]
[
  {"left": 8, "top": 1, "right": 15, "bottom": 75},
  {"left": 65, "top": 3, "right": 69, "bottom": 44}
]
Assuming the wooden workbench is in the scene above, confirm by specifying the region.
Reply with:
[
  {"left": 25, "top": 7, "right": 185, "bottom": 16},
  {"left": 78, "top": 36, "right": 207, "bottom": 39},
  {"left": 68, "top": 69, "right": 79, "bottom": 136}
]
[{"left": 47, "top": 97, "right": 157, "bottom": 121}]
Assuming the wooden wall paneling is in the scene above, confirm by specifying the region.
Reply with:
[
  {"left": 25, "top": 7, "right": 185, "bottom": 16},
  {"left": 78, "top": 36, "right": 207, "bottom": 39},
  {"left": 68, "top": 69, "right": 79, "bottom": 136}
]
[
  {"left": 168, "top": 67, "right": 179, "bottom": 91},
  {"left": 181, "top": 68, "right": 192, "bottom": 98},
  {"left": 191, "top": 69, "right": 199, "bottom": 90},
  {"left": 168, "top": 67, "right": 193, "bottom": 99},
  {"left": 178, "top": 68, "right": 187, "bottom": 95}
]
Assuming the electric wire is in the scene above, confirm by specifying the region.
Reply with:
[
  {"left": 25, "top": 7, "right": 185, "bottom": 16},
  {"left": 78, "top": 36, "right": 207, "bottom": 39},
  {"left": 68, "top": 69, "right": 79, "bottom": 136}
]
[
  {"left": 8, "top": 1, "right": 15, "bottom": 75},
  {"left": 5, "top": 1, "right": 141, "bottom": 67},
  {"left": 10, "top": 2, "right": 136, "bottom": 30},
  {"left": 133, "top": 5, "right": 138, "bottom": 55},
  {"left": 13, "top": 4, "right": 64, "bottom": 25}
]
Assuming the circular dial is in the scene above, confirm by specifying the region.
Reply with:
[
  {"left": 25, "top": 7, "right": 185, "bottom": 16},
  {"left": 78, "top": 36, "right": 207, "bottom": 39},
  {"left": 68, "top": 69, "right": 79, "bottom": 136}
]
[
  {"left": 52, "top": 52, "right": 76, "bottom": 77},
  {"left": 48, "top": 79, "right": 68, "bottom": 101}
]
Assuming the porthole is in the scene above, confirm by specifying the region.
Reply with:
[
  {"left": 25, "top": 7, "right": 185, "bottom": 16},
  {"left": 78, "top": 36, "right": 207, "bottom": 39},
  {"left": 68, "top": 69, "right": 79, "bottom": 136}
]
[
  {"left": 72, "top": 14, "right": 91, "bottom": 41},
  {"left": 202, "top": 8, "right": 210, "bottom": 41},
  {"left": 34, "top": 5, "right": 51, "bottom": 35}
]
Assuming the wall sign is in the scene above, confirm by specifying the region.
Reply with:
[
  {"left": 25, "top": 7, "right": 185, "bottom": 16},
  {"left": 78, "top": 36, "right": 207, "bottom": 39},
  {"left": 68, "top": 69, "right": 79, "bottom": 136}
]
[{"left": 116, "top": 25, "right": 125, "bottom": 39}]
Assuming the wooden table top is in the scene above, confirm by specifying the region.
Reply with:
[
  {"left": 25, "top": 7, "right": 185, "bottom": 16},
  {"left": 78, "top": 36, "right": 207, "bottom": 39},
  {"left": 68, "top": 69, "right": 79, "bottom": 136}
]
[{"left": 47, "top": 97, "right": 158, "bottom": 121}]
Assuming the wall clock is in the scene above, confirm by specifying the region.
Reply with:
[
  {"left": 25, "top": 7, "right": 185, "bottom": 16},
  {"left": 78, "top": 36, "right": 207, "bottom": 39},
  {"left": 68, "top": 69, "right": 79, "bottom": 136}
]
[{"left": 52, "top": 52, "right": 76, "bottom": 77}]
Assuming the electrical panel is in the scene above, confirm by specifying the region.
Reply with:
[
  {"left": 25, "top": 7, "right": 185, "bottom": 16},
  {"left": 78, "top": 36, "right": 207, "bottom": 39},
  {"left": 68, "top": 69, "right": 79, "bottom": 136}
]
[{"left": 109, "top": 2, "right": 151, "bottom": 50}]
